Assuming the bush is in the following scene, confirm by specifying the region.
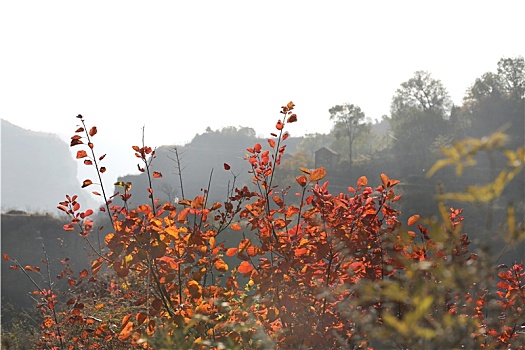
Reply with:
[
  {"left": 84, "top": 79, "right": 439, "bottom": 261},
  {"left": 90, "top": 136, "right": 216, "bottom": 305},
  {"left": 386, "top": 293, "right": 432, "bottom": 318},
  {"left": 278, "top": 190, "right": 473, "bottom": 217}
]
[{"left": 3, "top": 102, "right": 524, "bottom": 349}]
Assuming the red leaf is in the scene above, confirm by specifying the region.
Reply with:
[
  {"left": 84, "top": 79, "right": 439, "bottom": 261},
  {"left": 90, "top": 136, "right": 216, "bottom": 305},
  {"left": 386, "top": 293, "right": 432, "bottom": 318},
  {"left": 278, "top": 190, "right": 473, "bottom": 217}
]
[
  {"left": 136, "top": 312, "right": 148, "bottom": 326},
  {"left": 79, "top": 269, "right": 89, "bottom": 278},
  {"left": 92, "top": 191, "right": 101, "bottom": 196},
  {"left": 76, "top": 150, "right": 88, "bottom": 159},
  {"left": 99, "top": 154, "right": 106, "bottom": 161},
  {"left": 84, "top": 159, "right": 93, "bottom": 165},
  {"left": 223, "top": 163, "right": 231, "bottom": 170},
  {"left": 276, "top": 120, "right": 284, "bottom": 130},
  {"left": 63, "top": 224, "right": 75, "bottom": 231},
  {"left": 153, "top": 171, "right": 162, "bottom": 178},
  {"left": 296, "top": 175, "right": 307, "bottom": 187},
  {"left": 3, "top": 253, "right": 10, "bottom": 261},
  {"left": 70, "top": 138, "right": 83, "bottom": 146},
  {"left": 75, "top": 127, "right": 84, "bottom": 133},
  {"left": 254, "top": 143, "right": 262, "bottom": 153},
  {"left": 100, "top": 167, "right": 106, "bottom": 173},
  {"left": 73, "top": 202, "right": 80, "bottom": 211},
  {"left": 268, "top": 139, "right": 276, "bottom": 148},
  {"left": 282, "top": 132, "right": 289, "bottom": 140},
  {"left": 231, "top": 223, "right": 242, "bottom": 231},
  {"left": 82, "top": 179, "right": 93, "bottom": 188},
  {"left": 81, "top": 209, "right": 94, "bottom": 218},
  {"left": 238, "top": 261, "right": 253, "bottom": 274},
  {"left": 89, "top": 126, "right": 97, "bottom": 137}
]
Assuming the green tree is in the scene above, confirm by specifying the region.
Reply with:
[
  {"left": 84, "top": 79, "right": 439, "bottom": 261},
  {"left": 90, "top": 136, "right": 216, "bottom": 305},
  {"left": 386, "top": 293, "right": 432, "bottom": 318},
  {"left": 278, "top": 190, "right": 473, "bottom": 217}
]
[
  {"left": 328, "top": 103, "right": 370, "bottom": 167},
  {"left": 390, "top": 71, "right": 452, "bottom": 175},
  {"left": 497, "top": 56, "right": 525, "bottom": 100},
  {"left": 462, "top": 56, "right": 524, "bottom": 147}
]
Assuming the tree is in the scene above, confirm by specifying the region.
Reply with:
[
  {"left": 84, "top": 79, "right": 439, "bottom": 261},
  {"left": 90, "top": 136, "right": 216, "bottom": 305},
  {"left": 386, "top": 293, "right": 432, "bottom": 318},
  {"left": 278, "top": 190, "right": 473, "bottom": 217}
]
[
  {"left": 497, "top": 56, "right": 525, "bottom": 100},
  {"left": 389, "top": 71, "right": 452, "bottom": 176},
  {"left": 462, "top": 57, "right": 524, "bottom": 146},
  {"left": 391, "top": 70, "right": 452, "bottom": 117},
  {"left": 328, "top": 103, "right": 370, "bottom": 167}
]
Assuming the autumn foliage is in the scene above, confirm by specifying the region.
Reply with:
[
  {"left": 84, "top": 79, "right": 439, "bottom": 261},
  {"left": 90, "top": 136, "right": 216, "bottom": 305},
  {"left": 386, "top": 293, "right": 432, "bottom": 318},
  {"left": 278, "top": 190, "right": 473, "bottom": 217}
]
[{"left": 4, "top": 102, "right": 525, "bottom": 349}]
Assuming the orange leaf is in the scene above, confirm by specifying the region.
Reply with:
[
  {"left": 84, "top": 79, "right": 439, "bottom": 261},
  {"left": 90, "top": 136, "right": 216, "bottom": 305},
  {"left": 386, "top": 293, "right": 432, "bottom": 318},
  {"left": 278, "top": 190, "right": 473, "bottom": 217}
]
[
  {"left": 121, "top": 314, "right": 133, "bottom": 327},
  {"left": 294, "top": 247, "right": 307, "bottom": 256},
  {"left": 273, "top": 196, "right": 284, "bottom": 207},
  {"left": 76, "top": 150, "right": 88, "bottom": 159},
  {"left": 357, "top": 176, "right": 368, "bottom": 187},
  {"left": 299, "top": 167, "right": 311, "bottom": 174},
  {"left": 276, "top": 120, "right": 284, "bottom": 130},
  {"left": 225, "top": 248, "right": 238, "bottom": 256},
  {"left": 191, "top": 196, "right": 205, "bottom": 209},
  {"left": 177, "top": 208, "right": 190, "bottom": 223},
  {"left": 43, "top": 318, "right": 55, "bottom": 328},
  {"left": 282, "top": 132, "right": 289, "bottom": 140},
  {"left": 380, "top": 173, "right": 389, "bottom": 187},
  {"left": 309, "top": 167, "right": 326, "bottom": 182},
  {"left": 268, "top": 139, "right": 276, "bottom": 148},
  {"left": 147, "top": 320, "right": 156, "bottom": 336},
  {"left": 187, "top": 280, "right": 202, "bottom": 298},
  {"left": 254, "top": 143, "right": 262, "bottom": 153},
  {"left": 214, "top": 258, "right": 229, "bottom": 272},
  {"left": 246, "top": 245, "right": 259, "bottom": 257},
  {"left": 89, "top": 126, "right": 97, "bottom": 137},
  {"left": 153, "top": 171, "right": 162, "bottom": 178},
  {"left": 231, "top": 223, "right": 242, "bottom": 231},
  {"left": 118, "top": 322, "right": 134, "bottom": 341},
  {"left": 95, "top": 303, "right": 105, "bottom": 310},
  {"left": 238, "top": 261, "right": 253, "bottom": 274},
  {"left": 82, "top": 179, "right": 93, "bottom": 188},
  {"left": 407, "top": 214, "right": 420, "bottom": 227}
]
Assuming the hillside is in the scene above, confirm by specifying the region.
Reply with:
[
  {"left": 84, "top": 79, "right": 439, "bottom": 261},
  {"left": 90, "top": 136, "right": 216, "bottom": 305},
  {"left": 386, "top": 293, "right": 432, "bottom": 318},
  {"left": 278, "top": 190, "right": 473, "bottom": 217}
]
[{"left": 1, "top": 119, "right": 96, "bottom": 213}]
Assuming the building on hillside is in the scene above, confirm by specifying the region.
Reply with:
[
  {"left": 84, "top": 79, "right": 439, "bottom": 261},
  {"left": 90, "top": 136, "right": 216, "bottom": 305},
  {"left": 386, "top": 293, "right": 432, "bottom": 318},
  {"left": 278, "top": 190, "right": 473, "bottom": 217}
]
[{"left": 315, "top": 147, "right": 340, "bottom": 169}]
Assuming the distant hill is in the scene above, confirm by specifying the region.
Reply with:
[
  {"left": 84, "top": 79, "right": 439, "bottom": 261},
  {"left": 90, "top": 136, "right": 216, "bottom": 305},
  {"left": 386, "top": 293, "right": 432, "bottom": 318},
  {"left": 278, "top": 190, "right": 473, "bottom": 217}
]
[
  {"left": 113, "top": 126, "right": 303, "bottom": 207},
  {"left": 1, "top": 119, "right": 97, "bottom": 213}
]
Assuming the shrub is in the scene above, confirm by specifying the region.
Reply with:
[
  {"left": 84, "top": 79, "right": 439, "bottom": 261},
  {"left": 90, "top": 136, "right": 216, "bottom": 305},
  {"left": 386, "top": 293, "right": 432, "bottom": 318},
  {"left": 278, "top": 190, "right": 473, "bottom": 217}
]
[{"left": 3, "top": 102, "right": 524, "bottom": 349}]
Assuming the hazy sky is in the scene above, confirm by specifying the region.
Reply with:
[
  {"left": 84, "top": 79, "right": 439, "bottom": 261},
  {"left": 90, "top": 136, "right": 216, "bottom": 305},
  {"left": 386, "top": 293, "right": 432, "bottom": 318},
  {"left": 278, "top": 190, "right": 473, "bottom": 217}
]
[{"left": 1, "top": 1, "right": 524, "bottom": 197}]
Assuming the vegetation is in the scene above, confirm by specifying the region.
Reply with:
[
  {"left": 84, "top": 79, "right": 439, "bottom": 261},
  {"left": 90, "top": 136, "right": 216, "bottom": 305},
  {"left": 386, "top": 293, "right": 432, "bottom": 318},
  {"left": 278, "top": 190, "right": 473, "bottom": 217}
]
[{"left": 2, "top": 57, "right": 524, "bottom": 349}]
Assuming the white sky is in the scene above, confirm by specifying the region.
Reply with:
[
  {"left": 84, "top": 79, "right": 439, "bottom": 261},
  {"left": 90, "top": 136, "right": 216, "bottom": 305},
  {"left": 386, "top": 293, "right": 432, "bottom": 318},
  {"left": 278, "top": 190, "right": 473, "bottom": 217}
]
[{"left": 1, "top": 1, "right": 524, "bottom": 197}]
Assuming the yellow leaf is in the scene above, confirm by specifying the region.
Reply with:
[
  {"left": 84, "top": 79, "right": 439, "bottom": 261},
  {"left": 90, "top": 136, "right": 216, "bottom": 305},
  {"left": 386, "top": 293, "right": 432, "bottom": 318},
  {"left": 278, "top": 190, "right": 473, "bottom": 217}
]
[
  {"left": 299, "top": 167, "right": 311, "bottom": 174},
  {"left": 309, "top": 167, "right": 326, "bottom": 182},
  {"left": 165, "top": 227, "right": 179, "bottom": 239}
]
